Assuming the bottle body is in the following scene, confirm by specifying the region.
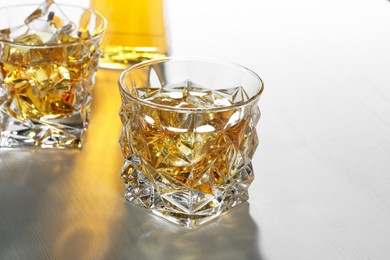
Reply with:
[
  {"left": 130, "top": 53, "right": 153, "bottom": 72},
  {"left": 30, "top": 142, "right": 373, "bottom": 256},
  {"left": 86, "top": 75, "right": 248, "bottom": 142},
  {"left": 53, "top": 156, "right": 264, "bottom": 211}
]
[{"left": 91, "top": 0, "right": 169, "bottom": 69}]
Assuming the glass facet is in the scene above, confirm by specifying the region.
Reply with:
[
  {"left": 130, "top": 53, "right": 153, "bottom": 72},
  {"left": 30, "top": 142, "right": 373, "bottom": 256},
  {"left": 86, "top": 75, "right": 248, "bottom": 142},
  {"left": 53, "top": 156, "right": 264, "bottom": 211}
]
[
  {"left": 118, "top": 57, "right": 263, "bottom": 228},
  {"left": 0, "top": 4, "right": 106, "bottom": 148}
]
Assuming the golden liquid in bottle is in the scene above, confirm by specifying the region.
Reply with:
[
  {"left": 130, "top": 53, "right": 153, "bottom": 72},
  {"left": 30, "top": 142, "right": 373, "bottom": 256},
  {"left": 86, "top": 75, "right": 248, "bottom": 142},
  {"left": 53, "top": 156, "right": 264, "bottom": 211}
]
[{"left": 90, "top": 0, "right": 169, "bottom": 69}]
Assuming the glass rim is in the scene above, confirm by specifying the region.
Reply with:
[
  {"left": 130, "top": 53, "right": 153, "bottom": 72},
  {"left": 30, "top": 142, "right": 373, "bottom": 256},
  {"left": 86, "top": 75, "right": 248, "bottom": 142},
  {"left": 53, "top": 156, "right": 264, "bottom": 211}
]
[
  {"left": 118, "top": 56, "right": 264, "bottom": 113},
  {"left": 0, "top": 4, "right": 107, "bottom": 48}
]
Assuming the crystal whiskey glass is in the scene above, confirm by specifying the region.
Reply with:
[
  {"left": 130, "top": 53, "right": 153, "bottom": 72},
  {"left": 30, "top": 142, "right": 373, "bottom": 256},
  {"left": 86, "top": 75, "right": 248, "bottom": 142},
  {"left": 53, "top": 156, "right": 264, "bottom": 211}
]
[{"left": 118, "top": 57, "right": 264, "bottom": 228}]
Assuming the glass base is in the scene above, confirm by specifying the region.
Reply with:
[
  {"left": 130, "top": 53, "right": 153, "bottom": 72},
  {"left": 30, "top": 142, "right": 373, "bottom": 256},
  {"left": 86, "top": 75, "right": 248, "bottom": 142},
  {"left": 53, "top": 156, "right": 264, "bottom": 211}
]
[
  {"left": 0, "top": 110, "right": 87, "bottom": 149},
  {"left": 121, "top": 156, "right": 253, "bottom": 229},
  {"left": 149, "top": 192, "right": 249, "bottom": 229}
]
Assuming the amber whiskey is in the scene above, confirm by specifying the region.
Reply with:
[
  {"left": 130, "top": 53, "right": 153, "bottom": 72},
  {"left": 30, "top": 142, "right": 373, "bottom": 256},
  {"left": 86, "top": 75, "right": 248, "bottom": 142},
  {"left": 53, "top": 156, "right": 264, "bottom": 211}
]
[
  {"left": 120, "top": 84, "right": 260, "bottom": 227},
  {"left": 90, "top": 0, "right": 169, "bottom": 69}
]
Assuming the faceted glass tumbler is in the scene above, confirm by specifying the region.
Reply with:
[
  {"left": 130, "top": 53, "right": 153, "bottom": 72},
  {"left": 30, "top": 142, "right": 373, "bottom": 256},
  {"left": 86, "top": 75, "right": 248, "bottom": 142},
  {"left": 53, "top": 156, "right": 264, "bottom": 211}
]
[
  {"left": 118, "top": 57, "right": 264, "bottom": 228},
  {"left": 0, "top": 5, "right": 107, "bottom": 148}
]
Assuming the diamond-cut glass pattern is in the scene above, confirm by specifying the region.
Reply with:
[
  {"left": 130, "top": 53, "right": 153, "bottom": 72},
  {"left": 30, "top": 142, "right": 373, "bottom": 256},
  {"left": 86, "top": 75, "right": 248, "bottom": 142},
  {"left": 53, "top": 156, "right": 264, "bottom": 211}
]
[
  {"left": 0, "top": 5, "right": 105, "bottom": 148},
  {"left": 119, "top": 80, "right": 261, "bottom": 229}
]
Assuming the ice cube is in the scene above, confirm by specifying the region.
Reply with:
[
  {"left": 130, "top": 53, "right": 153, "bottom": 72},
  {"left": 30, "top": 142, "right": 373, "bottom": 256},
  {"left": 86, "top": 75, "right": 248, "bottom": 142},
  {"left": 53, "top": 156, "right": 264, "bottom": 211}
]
[
  {"left": 0, "top": 0, "right": 78, "bottom": 45},
  {"left": 0, "top": 28, "right": 12, "bottom": 41},
  {"left": 45, "top": 23, "right": 76, "bottom": 44},
  {"left": 186, "top": 95, "right": 217, "bottom": 109},
  {"left": 26, "top": 65, "right": 71, "bottom": 97},
  {"left": 77, "top": 10, "right": 92, "bottom": 39},
  {"left": 26, "top": 19, "right": 58, "bottom": 43},
  {"left": 13, "top": 33, "right": 44, "bottom": 46},
  {"left": 56, "top": 31, "right": 80, "bottom": 44},
  {"left": 0, "top": 24, "right": 30, "bottom": 42},
  {"left": 25, "top": 0, "right": 67, "bottom": 28},
  {"left": 23, "top": 0, "right": 76, "bottom": 44}
]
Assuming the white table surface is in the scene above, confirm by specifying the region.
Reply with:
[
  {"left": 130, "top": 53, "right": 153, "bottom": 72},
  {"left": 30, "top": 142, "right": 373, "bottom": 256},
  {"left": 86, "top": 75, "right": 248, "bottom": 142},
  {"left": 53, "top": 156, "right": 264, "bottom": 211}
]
[{"left": 1, "top": 0, "right": 390, "bottom": 259}]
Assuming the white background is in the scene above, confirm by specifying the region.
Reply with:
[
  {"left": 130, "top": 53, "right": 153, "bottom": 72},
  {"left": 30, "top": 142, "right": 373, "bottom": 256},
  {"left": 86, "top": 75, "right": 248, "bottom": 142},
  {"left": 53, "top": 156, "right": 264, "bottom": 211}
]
[{"left": 1, "top": 0, "right": 390, "bottom": 259}]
